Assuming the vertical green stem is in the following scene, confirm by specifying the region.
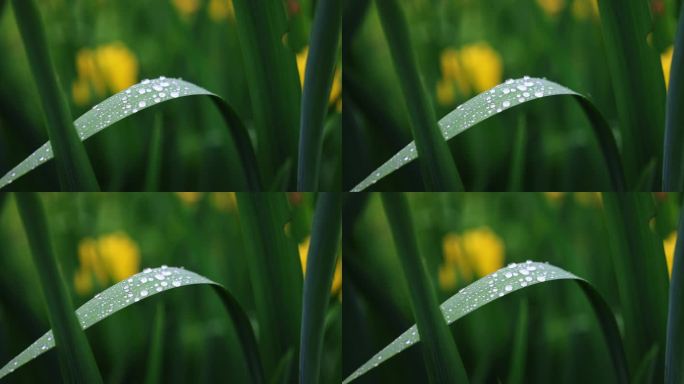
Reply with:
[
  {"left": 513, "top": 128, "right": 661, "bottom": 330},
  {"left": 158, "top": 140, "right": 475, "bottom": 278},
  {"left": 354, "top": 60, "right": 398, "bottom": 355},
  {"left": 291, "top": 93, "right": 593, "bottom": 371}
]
[
  {"left": 662, "top": 5, "right": 684, "bottom": 191},
  {"left": 299, "top": 193, "right": 341, "bottom": 383},
  {"left": 16, "top": 193, "right": 102, "bottom": 383},
  {"left": 380, "top": 193, "right": 468, "bottom": 383},
  {"left": 665, "top": 202, "right": 684, "bottom": 383},
  {"left": 10, "top": 0, "right": 99, "bottom": 191},
  {"left": 297, "top": 0, "right": 341, "bottom": 191},
  {"left": 232, "top": 0, "right": 302, "bottom": 188},
  {"left": 597, "top": 0, "right": 666, "bottom": 188},
  {"left": 375, "top": 0, "right": 463, "bottom": 191}
]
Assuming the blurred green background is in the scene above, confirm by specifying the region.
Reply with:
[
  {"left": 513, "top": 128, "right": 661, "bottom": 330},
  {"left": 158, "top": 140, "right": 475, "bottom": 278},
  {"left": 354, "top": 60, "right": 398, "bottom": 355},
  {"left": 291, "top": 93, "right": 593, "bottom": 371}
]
[
  {"left": 343, "top": 0, "right": 678, "bottom": 191},
  {"left": 0, "top": 192, "right": 341, "bottom": 383},
  {"left": 343, "top": 192, "right": 679, "bottom": 383},
  {"left": 0, "top": 0, "right": 341, "bottom": 190}
]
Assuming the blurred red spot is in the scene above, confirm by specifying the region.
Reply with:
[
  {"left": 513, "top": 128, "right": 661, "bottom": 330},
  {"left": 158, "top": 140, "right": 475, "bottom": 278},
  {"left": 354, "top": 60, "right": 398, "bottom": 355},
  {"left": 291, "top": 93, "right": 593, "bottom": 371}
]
[
  {"left": 287, "top": 0, "right": 301, "bottom": 15},
  {"left": 652, "top": 0, "right": 665, "bottom": 15},
  {"left": 289, "top": 192, "right": 303, "bottom": 205}
]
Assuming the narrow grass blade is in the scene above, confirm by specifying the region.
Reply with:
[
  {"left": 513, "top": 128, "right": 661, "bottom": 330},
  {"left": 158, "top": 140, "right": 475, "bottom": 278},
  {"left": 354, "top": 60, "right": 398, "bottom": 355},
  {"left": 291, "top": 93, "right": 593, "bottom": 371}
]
[
  {"left": 380, "top": 193, "right": 468, "bottom": 383},
  {"left": 633, "top": 345, "right": 659, "bottom": 384},
  {"left": 270, "top": 349, "right": 294, "bottom": 384},
  {"left": 15, "top": 193, "right": 102, "bottom": 383},
  {"left": 342, "top": 261, "right": 629, "bottom": 384},
  {"left": 0, "top": 266, "right": 264, "bottom": 383},
  {"left": 666, "top": 203, "right": 684, "bottom": 383},
  {"left": 236, "top": 193, "right": 303, "bottom": 377},
  {"left": 508, "top": 115, "right": 527, "bottom": 191},
  {"left": 144, "top": 114, "right": 164, "bottom": 192},
  {"left": 10, "top": 0, "right": 99, "bottom": 191},
  {"left": 143, "top": 303, "right": 165, "bottom": 384},
  {"left": 506, "top": 299, "right": 528, "bottom": 384},
  {"left": 0, "top": 77, "right": 262, "bottom": 191},
  {"left": 375, "top": 0, "right": 464, "bottom": 191},
  {"left": 602, "top": 193, "right": 668, "bottom": 380},
  {"left": 351, "top": 78, "right": 626, "bottom": 191},
  {"left": 297, "top": 0, "right": 341, "bottom": 191},
  {"left": 299, "top": 193, "right": 341, "bottom": 384},
  {"left": 597, "top": 0, "right": 667, "bottom": 187},
  {"left": 232, "top": 0, "right": 302, "bottom": 187},
  {"left": 663, "top": 5, "right": 684, "bottom": 191}
]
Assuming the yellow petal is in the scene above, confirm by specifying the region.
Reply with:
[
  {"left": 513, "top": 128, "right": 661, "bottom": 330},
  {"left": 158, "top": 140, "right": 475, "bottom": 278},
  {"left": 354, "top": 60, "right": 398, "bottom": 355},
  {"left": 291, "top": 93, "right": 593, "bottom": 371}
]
[{"left": 664, "top": 231, "right": 677, "bottom": 278}]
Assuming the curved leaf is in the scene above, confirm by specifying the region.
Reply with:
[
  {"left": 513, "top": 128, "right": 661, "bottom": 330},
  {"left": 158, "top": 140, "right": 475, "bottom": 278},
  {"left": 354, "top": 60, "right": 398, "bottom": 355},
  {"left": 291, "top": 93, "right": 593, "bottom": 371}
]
[
  {"left": 0, "top": 266, "right": 264, "bottom": 384},
  {"left": 342, "top": 261, "right": 628, "bottom": 384},
  {"left": 350, "top": 77, "right": 626, "bottom": 192},
  {"left": 0, "top": 77, "right": 262, "bottom": 191}
]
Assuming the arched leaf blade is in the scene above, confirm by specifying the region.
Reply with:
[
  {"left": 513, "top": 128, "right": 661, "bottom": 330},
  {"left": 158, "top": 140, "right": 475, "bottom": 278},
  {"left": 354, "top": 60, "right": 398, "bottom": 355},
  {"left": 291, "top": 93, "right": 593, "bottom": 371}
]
[
  {"left": 342, "top": 261, "right": 628, "bottom": 384},
  {"left": 0, "top": 77, "right": 262, "bottom": 190},
  {"left": 0, "top": 266, "right": 264, "bottom": 383},
  {"left": 351, "top": 77, "right": 626, "bottom": 191}
]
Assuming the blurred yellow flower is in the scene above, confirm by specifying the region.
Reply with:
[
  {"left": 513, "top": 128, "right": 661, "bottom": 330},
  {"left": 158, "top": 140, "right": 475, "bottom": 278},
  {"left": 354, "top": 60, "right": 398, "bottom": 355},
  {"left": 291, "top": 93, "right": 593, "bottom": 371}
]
[
  {"left": 574, "top": 192, "right": 602, "bottom": 207},
  {"left": 208, "top": 0, "right": 235, "bottom": 22},
  {"left": 544, "top": 192, "right": 565, "bottom": 202},
  {"left": 296, "top": 46, "right": 342, "bottom": 108},
  {"left": 571, "top": 0, "right": 598, "bottom": 20},
  {"left": 440, "top": 227, "right": 505, "bottom": 290},
  {"left": 71, "top": 42, "right": 138, "bottom": 106},
  {"left": 172, "top": 0, "right": 200, "bottom": 18},
  {"left": 298, "top": 236, "right": 342, "bottom": 296},
  {"left": 436, "top": 43, "right": 502, "bottom": 105},
  {"left": 662, "top": 46, "right": 674, "bottom": 90},
  {"left": 177, "top": 192, "right": 202, "bottom": 205},
  {"left": 664, "top": 231, "right": 676, "bottom": 278},
  {"left": 537, "top": 0, "right": 565, "bottom": 16},
  {"left": 211, "top": 192, "right": 237, "bottom": 212},
  {"left": 74, "top": 232, "right": 141, "bottom": 295}
]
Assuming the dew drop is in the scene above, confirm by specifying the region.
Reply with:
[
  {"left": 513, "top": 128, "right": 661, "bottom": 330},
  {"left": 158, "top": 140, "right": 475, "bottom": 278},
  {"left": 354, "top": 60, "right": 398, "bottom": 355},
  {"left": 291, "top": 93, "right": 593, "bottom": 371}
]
[
  {"left": 139, "top": 101, "right": 147, "bottom": 108},
  {"left": 171, "top": 91, "right": 180, "bottom": 98},
  {"left": 505, "top": 285, "right": 513, "bottom": 292},
  {"left": 140, "top": 290, "right": 148, "bottom": 297},
  {"left": 172, "top": 280, "right": 181, "bottom": 287},
  {"left": 502, "top": 101, "right": 511, "bottom": 108}
]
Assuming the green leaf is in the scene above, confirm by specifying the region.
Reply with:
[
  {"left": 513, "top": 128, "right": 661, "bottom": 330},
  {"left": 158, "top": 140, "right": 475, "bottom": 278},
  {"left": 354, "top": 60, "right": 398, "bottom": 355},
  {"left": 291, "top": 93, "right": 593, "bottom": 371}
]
[
  {"left": 351, "top": 78, "right": 626, "bottom": 191},
  {"left": 342, "top": 261, "right": 629, "bottom": 384},
  {"left": 297, "top": 0, "right": 341, "bottom": 191},
  {"left": 597, "top": 0, "right": 667, "bottom": 187},
  {"left": 15, "top": 193, "right": 102, "bottom": 383},
  {"left": 666, "top": 202, "right": 684, "bottom": 383},
  {"left": 507, "top": 115, "right": 527, "bottom": 191},
  {"left": 10, "top": 0, "right": 99, "bottom": 191},
  {"left": 505, "top": 299, "right": 528, "bottom": 384},
  {"left": 662, "top": 5, "right": 684, "bottom": 190},
  {"left": 236, "top": 193, "right": 303, "bottom": 378},
  {"left": 0, "top": 77, "right": 262, "bottom": 191},
  {"left": 232, "top": 0, "right": 302, "bottom": 187},
  {"left": 375, "top": 0, "right": 464, "bottom": 191},
  {"left": 0, "top": 266, "right": 264, "bottom": 383},
  {"left": 143, "top": 303, "right": 165, "bottom": 384},
  {"left": 602, "top": 193, "right": 668, "bottom": 380},
  {"left": 380, "top": 193, "right": 468, "bottom": 383},
  {"left": 299, "top": 193, "right": 341, "bottom": 384},
  {"left": 144, "top": 114, "right": 164, "bottom": 192}
]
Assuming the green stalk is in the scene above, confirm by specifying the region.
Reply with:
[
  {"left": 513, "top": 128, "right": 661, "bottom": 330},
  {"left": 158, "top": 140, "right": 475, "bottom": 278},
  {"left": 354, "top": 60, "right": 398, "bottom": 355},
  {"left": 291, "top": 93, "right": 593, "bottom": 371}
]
[
  {"left": 662, "top": 5, "right": 684, "bottom": 191},
  {"left": 232, "top": 0, "right": 302, "bottom": 188},
  {"left": 665, "top": 201, "right": 684, "bottom": 383},
  {"left": 143, "top": 303, "right": 165, "bottom": 384},
  {"left": 299, "top": 193, "right": 341, "bottom": 384},
  {"left": 10, "top": 0, "right": 99, "bottom": 191},
  {"left": 508, "top": 115, "right": 527, "bottom": 191},
  {"left": 506, "top": 299, "right": 528, "bottom": 384},
  {"left": 297, "top": 0, "right": 341, "bottom": 191},
  {"left": 380, "top": 193, "right": 469, "bottom": 383},
  {"left": 597, "top": 0, "right": 666, "bottom": 188},
  {"left": 602, "top": 193, "right": 668, "bottom": 380},
  {"left": 236, "top": 193, "right": 303, "bottom": 378},
  {"left": 15, "top": 193, "right": 102, "bottom": 383},
  {"left": 144, "top": 114, "right": 163, "bottom": 192},
  {"left": 375, "top": 0, "right": 464, "bottom": 191}
]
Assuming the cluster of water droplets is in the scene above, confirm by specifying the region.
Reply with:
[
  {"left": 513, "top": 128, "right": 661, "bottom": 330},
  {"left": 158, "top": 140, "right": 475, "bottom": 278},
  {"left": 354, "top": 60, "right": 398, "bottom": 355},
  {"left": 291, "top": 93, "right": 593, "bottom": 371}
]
[
  {"left": 0, "top": 76, "right": 211, "bottom": 189},
  {"left": 342, "top": 261, "right": 576, "bottom": 384},
  {"left": 350, "top": 77, "right": 575, "bottom": 192},
  {"left": 0, "top": 266, "right": 212, "bottom": 379}
]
